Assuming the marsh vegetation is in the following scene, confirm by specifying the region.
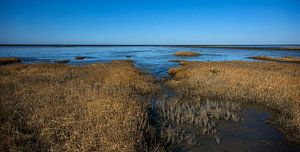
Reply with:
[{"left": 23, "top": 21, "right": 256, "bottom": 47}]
[
  {"left": 157, "top": 97, "right": 242, "bottom": 145},
  {"left": 1, "top": 57, "right": 299, "bottom": 151},
  {"left": 167, "top": 61, "right": 300, "bottom": 143},
  {"left": 0, "top": 57, "right": 21, "bottom": 65},
  {"left": 0, "top": 61, "right": 163, "bottom": 151},
  {"left": 248, "top": 56, "right": 300, "bottom": 64},
  {"left": 174, "top": 51, "right": 200, "bottom": 57}
]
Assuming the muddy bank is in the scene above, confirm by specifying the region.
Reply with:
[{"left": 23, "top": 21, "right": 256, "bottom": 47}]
[
  {"left": 150, "top": 78, "right": 300, "bottom": 151},
  {"left": 0, "top": 57, "right": 21, "bottom": 65},
  {"left": 167, "top": 61, "right": 300, "bottom": 144}
]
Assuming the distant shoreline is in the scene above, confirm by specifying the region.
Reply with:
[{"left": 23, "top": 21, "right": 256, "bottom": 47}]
[
  {"left": 0, "top": 44, "right": 300, "bottom": 51},
  {"left": 175, "top": 45, "right": 300, "bottom": 51}
]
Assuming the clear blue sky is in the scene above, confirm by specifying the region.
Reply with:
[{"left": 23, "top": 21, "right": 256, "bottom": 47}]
[{"left": 0, "top": 0, "right": 299, "bottom": 44}]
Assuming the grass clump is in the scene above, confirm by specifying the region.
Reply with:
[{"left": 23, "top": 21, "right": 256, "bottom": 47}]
[
  {"left": 168, "top": 60, "right": 191, "bottom": 66},
  {"left": 0, "top": 61, "right": 162, "bottom": 151},
  {"left": 248, "top": 56, "right": 300, "bottom": 64},
  {"left": 158, "top": 98, "right": 241, "bottom": 135},
  {"left": 168, "top": 67, "right": 182, "bottom": 75},
  {"left": 174, "top": 51, "right": 200, "bottom": 57},
  {"left": 0, "top": 57, "right": 21, "bottom": 65},
  {"left": 167, "top": 61, "right": 300, "bottom": 143}
]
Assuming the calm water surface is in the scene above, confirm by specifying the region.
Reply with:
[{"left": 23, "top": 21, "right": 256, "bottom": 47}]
[{"left": 0, "top": 46, "right": 299, "bottom": 77}]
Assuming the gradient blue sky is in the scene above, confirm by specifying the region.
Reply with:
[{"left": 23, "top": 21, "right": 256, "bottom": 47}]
[{"left": 0, "top": 0, "right": 299, "bottom": 44}]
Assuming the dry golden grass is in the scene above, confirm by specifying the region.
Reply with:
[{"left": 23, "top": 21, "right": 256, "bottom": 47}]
[
  {"left": 174, "top": 51, "right": 200, "bottom": 57},
  {"left": 168, "top": 67, "right": 182, "bottom": 75},
  {"left": 249, "top": 56, "right": 300, "bottom": 64},
  {"left": 0, "top": 61, "right": 161, "bottom": 151},
  {"left": 0, "top": 57, "right": 21, "bottom": 65},
  {"left": 167, "top": 61, "right": 300, "bottom": 143}
]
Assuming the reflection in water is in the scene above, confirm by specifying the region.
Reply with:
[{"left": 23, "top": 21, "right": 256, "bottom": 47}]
[
  {"left": 156, "top": 99, "right": 300, "bottom": 151},
  {"left": 159, "top": 99, "right": 241, "bottom": 136},
  {"left": 157, "top": 99, "right": 243, "bottom": 150}
]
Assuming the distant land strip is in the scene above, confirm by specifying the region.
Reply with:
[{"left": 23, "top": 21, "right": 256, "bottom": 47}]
[{"left": 0, "top": 44, "right": 300, "bottom": 51}]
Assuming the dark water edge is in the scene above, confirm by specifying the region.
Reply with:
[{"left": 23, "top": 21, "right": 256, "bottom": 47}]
[
  {"left": 151, "top": 82, "right": 300, "bottom": 152},
  {"left": 163, "top": 103, "right": 300, "bottom": 152},
  {"left": 188, "top": 103, "right": 300, "bottom": 152}
]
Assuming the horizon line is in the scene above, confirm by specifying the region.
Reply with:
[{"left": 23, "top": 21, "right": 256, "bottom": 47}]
[
  {"left": 1, "top": 44, "right": 300, "bottom": 46},
  {"left": 1, "top": 44, "right": 300, "bottom": 51}
]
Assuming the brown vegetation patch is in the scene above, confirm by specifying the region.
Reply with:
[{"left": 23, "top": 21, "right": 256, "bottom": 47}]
[
  {"left": 167, "top": 61, "right": 300, "bottom": 143},
  {"left": 0, "top": 61, "right": 161, "bottom": 151},
  {"left": 0, "top": 57, "right": 21, "bottom": 65},
  {"left": 168, "top": 67, "right": 182, "bottom": 75},
  {"left": 168, "top": 60, "right": 191, "bottom": 66},
  {"left": 174, "top": 51, "right": 200, "bottom": 57},
  {"left": 249, "top": 56, "right": 300, "bottom": 64}
]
